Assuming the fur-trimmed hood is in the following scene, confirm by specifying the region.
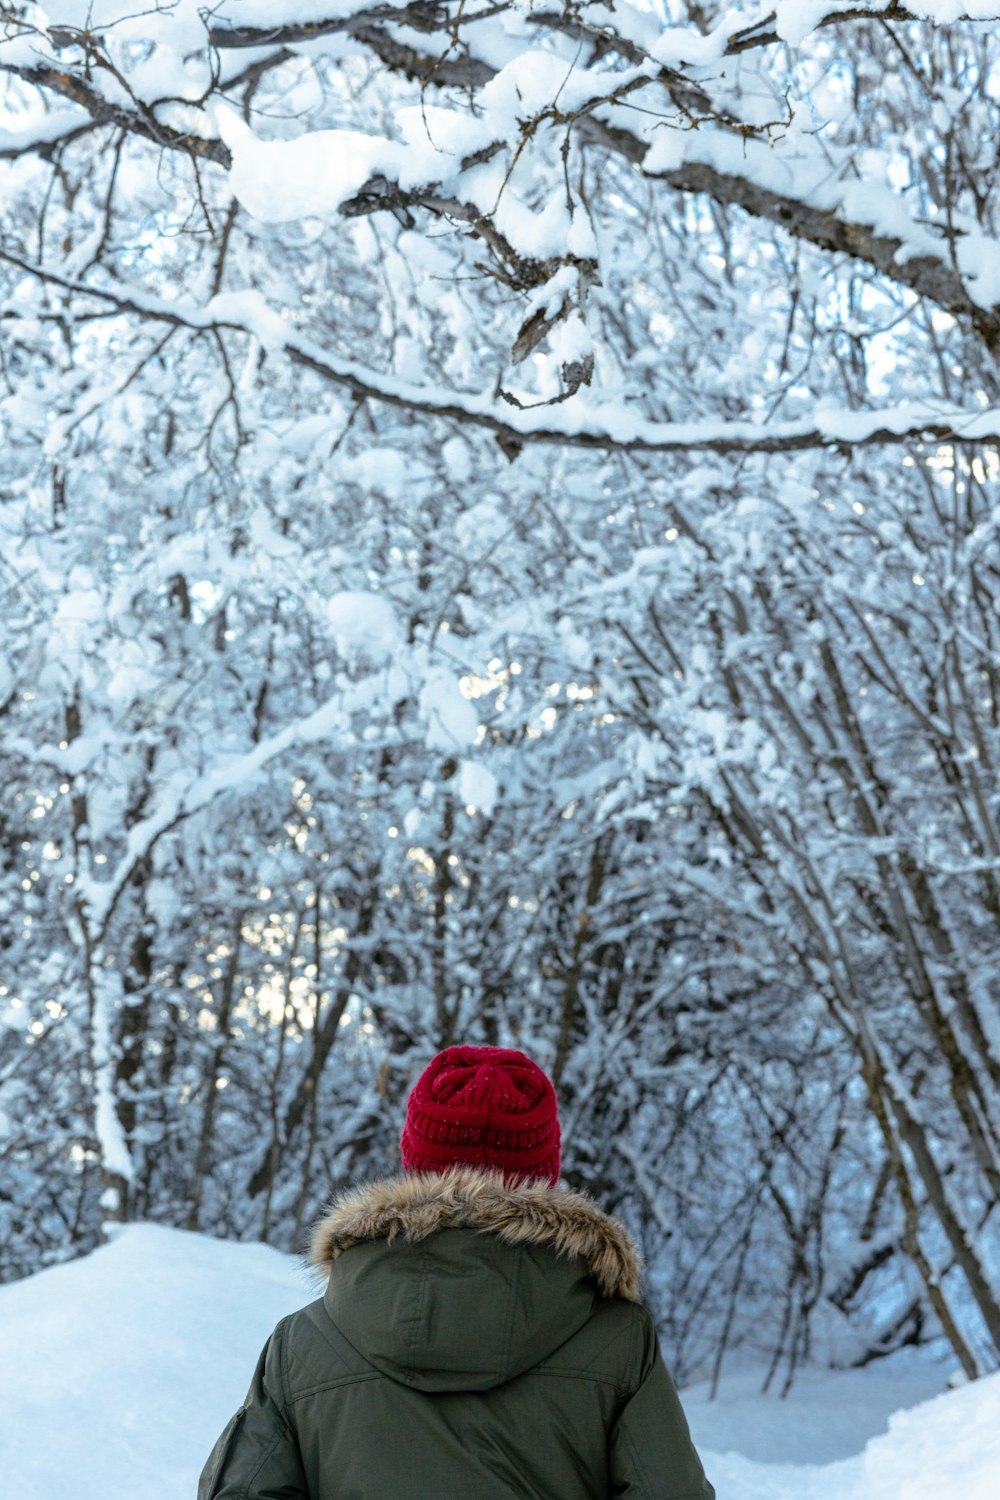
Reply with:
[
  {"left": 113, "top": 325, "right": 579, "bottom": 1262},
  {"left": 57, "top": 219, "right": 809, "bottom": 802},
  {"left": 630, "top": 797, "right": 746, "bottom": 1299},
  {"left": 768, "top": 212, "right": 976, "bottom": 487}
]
[{"left": 309, "top": 1165, "right": 642, "bottom": 1302}]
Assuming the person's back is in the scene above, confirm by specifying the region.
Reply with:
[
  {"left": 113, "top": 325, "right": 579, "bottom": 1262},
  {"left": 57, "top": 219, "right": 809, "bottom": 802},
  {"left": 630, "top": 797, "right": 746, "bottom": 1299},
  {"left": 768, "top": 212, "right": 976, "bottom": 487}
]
[{"left": 198, "top": 1046, "right": 715, "bottom": 1499}]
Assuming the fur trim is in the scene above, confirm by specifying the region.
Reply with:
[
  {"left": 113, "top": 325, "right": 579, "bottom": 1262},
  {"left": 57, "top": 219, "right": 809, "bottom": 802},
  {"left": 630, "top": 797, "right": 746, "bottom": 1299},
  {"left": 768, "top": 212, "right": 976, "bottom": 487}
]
[{"left": 309, "top": 1166, "right": 642, "bottom": 1301}]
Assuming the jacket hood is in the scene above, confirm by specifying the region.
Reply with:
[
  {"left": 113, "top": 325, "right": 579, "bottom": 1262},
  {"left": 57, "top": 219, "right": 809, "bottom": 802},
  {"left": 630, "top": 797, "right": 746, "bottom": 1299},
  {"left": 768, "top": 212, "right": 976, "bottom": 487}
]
[{"left": 309, "top": 1167, "right": 642, "bottom": 1393}]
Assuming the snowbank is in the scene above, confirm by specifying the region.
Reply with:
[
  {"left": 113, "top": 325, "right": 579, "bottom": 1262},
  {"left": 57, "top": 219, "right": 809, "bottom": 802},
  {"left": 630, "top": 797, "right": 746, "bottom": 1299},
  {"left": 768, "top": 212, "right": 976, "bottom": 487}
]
[
  {"left": 0, "top": 1223, "right": 996, "bottom": 1499},
  {"left": 687, "top": 1354, "right": 999, "bottom": 1499},
  {"left": 0, "top": 1224, "right": 311, "bottom": 1500}
]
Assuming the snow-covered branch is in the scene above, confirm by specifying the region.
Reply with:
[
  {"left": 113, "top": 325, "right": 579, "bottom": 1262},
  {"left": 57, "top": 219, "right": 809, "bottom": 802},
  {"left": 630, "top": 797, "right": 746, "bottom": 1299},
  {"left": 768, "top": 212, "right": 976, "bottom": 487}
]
[
  {"left": 76, "top": 661, "right": 410, "bottom": 938},
  {"left": 1, "top": 58, "right": 230, "bottom": 165},
  {"left": 6, "top": 1, "right": 999, "bottom": 361},
  {"left": 5, "top": 246, "right": 998, "bottom": 455}
]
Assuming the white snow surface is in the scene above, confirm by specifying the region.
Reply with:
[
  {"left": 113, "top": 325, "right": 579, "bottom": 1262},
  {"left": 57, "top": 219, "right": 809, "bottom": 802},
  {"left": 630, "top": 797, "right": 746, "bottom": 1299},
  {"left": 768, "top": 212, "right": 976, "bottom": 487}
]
[
  {"left": 1, "top": 1223, "right": 998, "bottom": 1499},
  {"left": 457, "top": 758, "right": 500, "bottom": 814},
  {"left": 325, "top": 590, "right": 402, "bottom": 665}
]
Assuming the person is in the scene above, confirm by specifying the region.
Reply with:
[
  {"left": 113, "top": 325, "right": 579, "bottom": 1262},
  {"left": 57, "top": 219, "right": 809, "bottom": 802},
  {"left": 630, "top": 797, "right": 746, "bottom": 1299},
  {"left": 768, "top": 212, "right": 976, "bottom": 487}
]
[{"left": 198, "top": 1044, "right": 715, "bottom": 1499}]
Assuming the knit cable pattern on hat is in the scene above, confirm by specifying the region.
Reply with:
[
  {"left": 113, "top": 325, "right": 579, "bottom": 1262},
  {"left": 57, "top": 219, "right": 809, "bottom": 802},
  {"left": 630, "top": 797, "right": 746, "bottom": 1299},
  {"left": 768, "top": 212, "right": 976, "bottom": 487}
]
[{"left": 400, "top": 1045, "right": 561, "bottom": 1186}]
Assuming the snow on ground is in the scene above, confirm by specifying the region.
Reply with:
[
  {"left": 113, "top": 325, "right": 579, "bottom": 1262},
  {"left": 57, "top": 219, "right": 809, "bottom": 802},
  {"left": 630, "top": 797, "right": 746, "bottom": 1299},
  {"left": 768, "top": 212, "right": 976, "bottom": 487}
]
[
  {"left": 686, "top": 1357, "right": 1000, "bottom": 1500},
  {"left": 1, "top": 1223, "right": 997, "bottom": 1499},
  {"left": 685, "top": 1356, "right": 951, "bottom": 1467},
  {"left": 0, "top": 1225, "right": 310, "bottom": 1500}
]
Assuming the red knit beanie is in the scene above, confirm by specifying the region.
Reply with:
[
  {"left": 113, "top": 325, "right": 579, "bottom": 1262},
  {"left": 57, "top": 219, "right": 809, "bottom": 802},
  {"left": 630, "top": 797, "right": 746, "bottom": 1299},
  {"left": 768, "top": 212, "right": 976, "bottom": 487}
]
[{"left": 400, "top": 1045, "right": 561, "bottom": 1187}]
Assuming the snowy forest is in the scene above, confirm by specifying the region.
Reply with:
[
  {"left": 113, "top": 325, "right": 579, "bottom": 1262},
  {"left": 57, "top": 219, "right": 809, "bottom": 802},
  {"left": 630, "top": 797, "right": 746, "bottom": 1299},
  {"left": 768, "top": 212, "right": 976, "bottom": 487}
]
[{"left": 1, "top": 0, "right": 999, "bottom": 1398}]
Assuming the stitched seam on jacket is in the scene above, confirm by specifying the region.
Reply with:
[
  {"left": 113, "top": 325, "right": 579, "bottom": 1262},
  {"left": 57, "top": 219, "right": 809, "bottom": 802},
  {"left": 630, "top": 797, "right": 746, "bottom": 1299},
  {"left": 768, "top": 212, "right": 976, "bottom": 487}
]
[
  {"left": 621, "top": 1418, "right": 655, "bottom": 1497},
  {"left": 274, "top": 1319, "right": 296, "bottom": 1434},
  {"left": 530, "top": 1367, "right": 629, "bottom": 1394},
  {"left": 406, "top": 1246, "right": 430, "bottom": 1378},
  {"left": 497, "top": 1242, "right": 522, "bottom": 1386},
  {"left": 570, "top": 1317, "right": 635, "bottom": 1377},
  {"left": 310, "top": 1302, "right": 365, "bottom": 1374},
  {"left": 302, "top": 1297, "right": 368, "bottom": 1381},
  {"left": 628, "top": 1304, "right": 641, "bottom": 1394},
  {"left": 288, "top": 1371, "right": 384, "bottom": 1402},
  {"left": 237, "top": 1434, "right": 282, "bottom": 1500}
]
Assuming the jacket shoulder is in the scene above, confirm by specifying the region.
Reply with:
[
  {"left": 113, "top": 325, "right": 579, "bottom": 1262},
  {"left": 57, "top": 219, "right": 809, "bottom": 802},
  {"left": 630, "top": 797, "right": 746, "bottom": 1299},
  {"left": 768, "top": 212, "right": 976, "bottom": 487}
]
[
  {"left": 537, "top": 1294, "right": 651, "bottom": 1395},
  {"left": 279, "top": 1297, "right": 377, "bottom": 1401}
]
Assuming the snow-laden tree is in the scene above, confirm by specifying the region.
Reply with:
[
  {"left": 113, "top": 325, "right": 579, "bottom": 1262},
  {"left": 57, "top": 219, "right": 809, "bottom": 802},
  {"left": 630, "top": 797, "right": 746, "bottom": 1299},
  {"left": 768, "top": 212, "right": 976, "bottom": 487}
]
[{"left": 2, "top": 0, "right": 1000, "bottom": 1382}]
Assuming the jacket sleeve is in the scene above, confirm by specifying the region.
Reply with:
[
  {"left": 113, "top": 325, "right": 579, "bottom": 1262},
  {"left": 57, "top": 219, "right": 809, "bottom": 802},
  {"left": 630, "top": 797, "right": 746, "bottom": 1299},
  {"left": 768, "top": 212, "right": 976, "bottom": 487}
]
[
  {"left": 197, "top": 1319, "right": 308, "bottom": 1500},
  {"left": 608, "top": 1308, "right": 715, "bottom": 1500}
]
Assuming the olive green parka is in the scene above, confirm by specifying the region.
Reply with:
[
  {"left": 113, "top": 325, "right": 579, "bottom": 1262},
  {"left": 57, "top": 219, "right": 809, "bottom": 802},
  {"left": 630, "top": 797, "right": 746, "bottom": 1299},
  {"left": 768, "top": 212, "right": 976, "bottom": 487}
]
[{"left": 198, "top": 1167, "right": 715, "bottom": 1500}]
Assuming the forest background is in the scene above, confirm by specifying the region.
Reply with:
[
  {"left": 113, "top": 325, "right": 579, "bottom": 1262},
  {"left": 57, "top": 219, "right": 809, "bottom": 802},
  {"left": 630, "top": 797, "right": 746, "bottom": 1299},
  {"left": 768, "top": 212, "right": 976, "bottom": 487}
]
[{"left": 2, "top": 0, "right": 1000, "bottom": 1397}]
